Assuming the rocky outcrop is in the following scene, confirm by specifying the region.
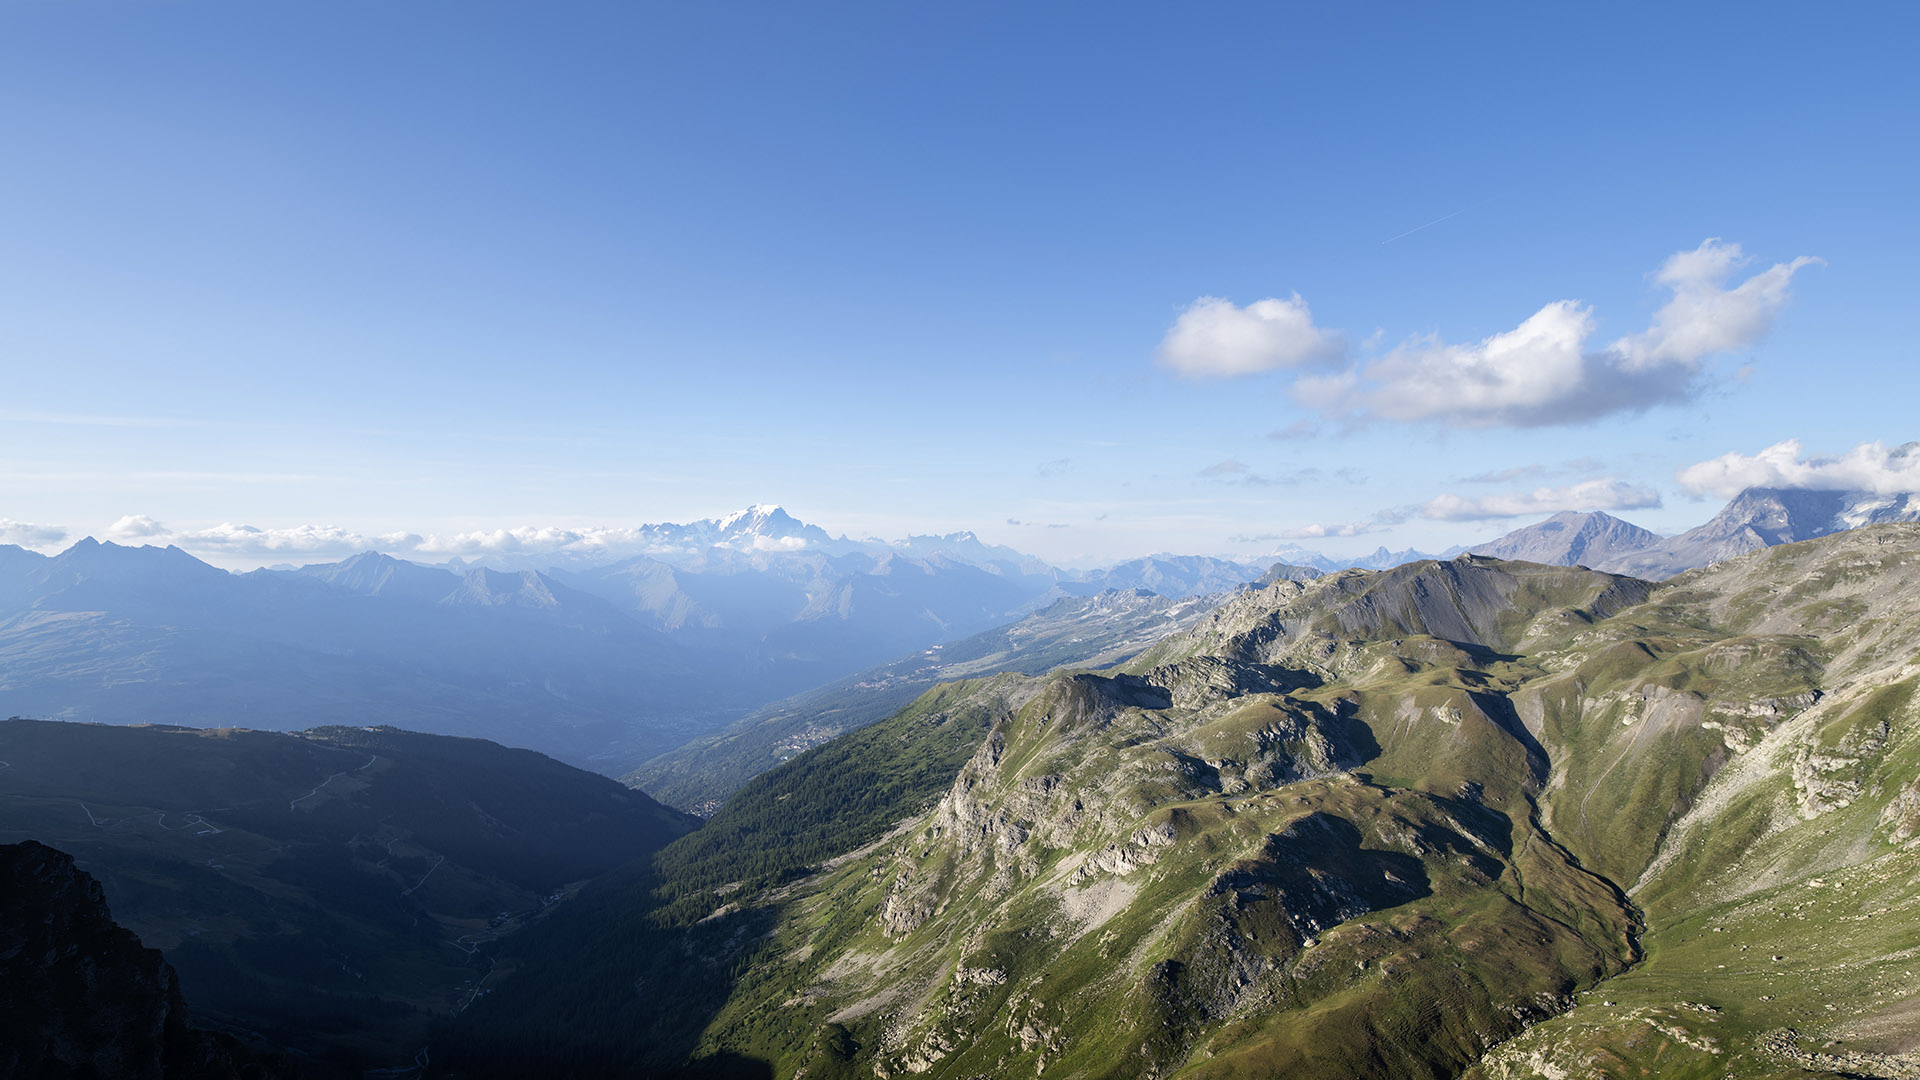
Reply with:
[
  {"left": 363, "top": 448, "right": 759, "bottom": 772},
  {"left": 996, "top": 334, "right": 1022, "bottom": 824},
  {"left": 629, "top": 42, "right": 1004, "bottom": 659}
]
[{"left": 0, "top": 840, "right": 296, "bottom": 1080}]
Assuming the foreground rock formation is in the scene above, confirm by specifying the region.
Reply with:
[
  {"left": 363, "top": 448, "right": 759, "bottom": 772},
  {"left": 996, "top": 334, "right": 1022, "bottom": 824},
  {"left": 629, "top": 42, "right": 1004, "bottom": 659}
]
[{"left": 0, "top": 839, "right": 296, "bottom": 1079}]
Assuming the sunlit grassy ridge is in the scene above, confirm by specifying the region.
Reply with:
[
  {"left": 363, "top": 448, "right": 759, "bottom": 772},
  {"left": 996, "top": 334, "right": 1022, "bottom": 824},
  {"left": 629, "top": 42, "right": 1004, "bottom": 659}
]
[{"left": 452, "top": 525, "right": 1920, "bottom": 1079}]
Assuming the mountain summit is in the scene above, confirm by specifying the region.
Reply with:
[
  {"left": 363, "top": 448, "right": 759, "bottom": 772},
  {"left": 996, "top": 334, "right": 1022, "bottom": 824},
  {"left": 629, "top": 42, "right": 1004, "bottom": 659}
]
[
  {"left": 1465, "top": 510, "right": 1660, "bottom": 567},
  {"left": 1593, "top": 485, "right": 1920, "bottom": 578}
]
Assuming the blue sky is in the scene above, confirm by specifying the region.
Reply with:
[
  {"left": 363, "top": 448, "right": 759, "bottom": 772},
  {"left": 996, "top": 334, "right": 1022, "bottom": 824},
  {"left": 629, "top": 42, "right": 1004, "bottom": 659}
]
[{"left": 1, "top": 2, "right": 1915, "bottom": 567}]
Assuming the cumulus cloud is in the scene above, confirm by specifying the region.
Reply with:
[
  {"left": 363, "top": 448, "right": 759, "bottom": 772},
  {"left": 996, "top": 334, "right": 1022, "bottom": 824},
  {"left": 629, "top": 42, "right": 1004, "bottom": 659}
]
[
  {"left": 107, "top": 514, "right": 168, "bottom": 539},
  {"left": 1419, "top": 478, "right": 1662, "bottom": 521},
  {"left": 1616, "top": 241, "right": 1822, "bottom": 369},
  {"left": 1159, "top": 294, "right": 1344, "bottom": 377},
  {"left": 1676, "top": 439, "right": 1920, "bottom": 499},
  {"left": 1295, "top": 239, "right": 1818, "bottom": 428},
  {"left": 0, "top": 519, "right": 67, "bottom": 547}
]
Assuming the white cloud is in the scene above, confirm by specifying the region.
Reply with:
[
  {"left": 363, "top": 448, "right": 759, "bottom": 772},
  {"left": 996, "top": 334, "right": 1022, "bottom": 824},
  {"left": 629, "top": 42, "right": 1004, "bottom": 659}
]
[
  {"left": 1158, "top": 294, "right": 1344, "bottom": 377},
  {"left": 1420, "top": 478, "right": 1662, "bottom": 521},
  {"left": 0, "top": 519, "right": 67, "bottom": 547},
  {"left": 1616, "top": 240, "right": 1822, "bottom": 370},
  {"left": 413, "top": 526, "right": 602, "bottom": 556},
  {"left": 97, "top": 517, "right": 420, "bottom": 558},
  {"left": 1676, "top": 439, "right": 1920, "bottom": 499},
  {"left": 1293, "top": 239, "right": 1817, "bottom": 428},
  {"left": 1332, "top": 300, "right": 1599, "bottom": 427},
  {"left": 106, "top": 514, "right": 168, "bottom": 539},
  {"left": 176, "top": 522, "right": 423, "bottom": 556}
]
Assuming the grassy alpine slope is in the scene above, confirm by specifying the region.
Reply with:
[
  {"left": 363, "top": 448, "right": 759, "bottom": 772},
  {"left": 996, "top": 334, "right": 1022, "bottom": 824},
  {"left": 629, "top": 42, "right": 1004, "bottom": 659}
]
[{"left": 455, "top": 524, "right": 1920, "bottom": 1079}]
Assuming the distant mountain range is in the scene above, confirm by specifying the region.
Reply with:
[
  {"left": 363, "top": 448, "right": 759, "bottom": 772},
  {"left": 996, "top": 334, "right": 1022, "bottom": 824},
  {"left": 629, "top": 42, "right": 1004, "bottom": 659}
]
[
  {"left": 1258, "top": 543, "right": 1453, "bottom": 574},
  {"left": 0, "top": 508, "right": 1277, "bottom": 775},
  {"left": 6, "top": 488, "right": 1920, "bottom": 782},
  {"left": 1466, "top": 486, "right": 1920, "bottom": 578}
]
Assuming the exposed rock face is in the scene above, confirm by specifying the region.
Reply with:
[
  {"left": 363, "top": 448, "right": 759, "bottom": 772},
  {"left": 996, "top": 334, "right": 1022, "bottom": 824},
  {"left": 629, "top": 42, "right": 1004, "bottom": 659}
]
[
  {"left": 0, "top": 840, "right": 295, "bottom": 1080},
  {"left": 1145, "top": 555, "right": 1652, "bottom": 680},
  {"left": 1593, "top": 485, "right": 1920, "bottom": 579},
  {"left": 1465, "top": 511, "right": 1661, "bottom": 568}
]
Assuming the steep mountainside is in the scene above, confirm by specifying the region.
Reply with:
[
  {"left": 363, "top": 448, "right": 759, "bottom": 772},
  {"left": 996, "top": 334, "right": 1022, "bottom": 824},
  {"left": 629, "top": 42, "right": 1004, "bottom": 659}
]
[
  {"left": 1, "top": 840, "right": 298, "bottom": 1079},
  {"left": 0, "top": 720, "right": 694, "bottom": 1072},
  {"left": 449, "top": 526, "right": 1920, "bottom": 1079},
  {"left": 1466, "top": 510, "right": 1661, "bottom": 567},
  {"left": 631, "top": 588, "right": 1228, "bottom": 814}
]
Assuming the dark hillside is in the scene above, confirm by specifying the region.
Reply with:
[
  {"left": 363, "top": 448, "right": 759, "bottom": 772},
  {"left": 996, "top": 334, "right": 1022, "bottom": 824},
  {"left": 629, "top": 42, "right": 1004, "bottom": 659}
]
[{"left": 0, "top": 719, "right": 695, "bottom": 1072}]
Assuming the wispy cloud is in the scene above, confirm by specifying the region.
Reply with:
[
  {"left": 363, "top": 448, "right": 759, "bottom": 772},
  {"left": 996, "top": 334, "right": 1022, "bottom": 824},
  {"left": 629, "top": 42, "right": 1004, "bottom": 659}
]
[
  {"left": 1419, "top": 478, "right": 1662, "bottom": 521},
  {"left": 1267, "top": 420, "right": 1320, "bottom": 441},
  {"left": 1198, "top": 459, "right": 1256, "bottom": 480},
  {"left": 1197, "top": 460, "right": 1329, "bottom": 487},
  {"left": 1456, "top": 457, "right": 1606, "bottom": 485},
  {"left": 1677, "top": 439, "right": 1920, "bottom": 499},
  {"left": 1459, "top": 464, "right": 1547, "bottom": 485}
]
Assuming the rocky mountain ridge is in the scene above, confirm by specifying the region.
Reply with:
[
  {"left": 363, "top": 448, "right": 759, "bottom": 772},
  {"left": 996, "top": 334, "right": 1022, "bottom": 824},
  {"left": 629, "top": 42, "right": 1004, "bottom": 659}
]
[
  {"left": 1471, "top": 484, "right": 1920, "bottom": 579},
  {"left": 449, "top": 523, "right": 1920, "bottom": 1079}
]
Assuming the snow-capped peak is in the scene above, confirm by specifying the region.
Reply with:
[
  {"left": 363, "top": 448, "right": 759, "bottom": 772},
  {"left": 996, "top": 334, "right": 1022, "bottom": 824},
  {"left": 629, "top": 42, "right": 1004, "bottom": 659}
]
[{"left": 714, "top": 504, "right": 787, "bottom": 532}]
